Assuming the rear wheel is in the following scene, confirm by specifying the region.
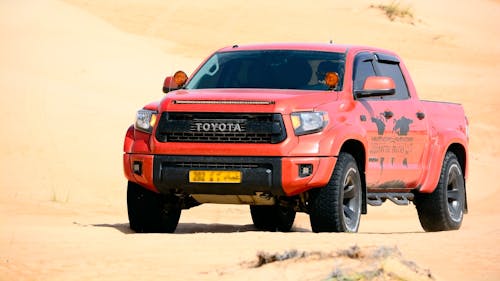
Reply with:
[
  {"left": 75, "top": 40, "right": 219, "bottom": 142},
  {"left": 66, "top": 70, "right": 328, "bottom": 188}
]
[
  {"left": 309, "top": 152, "right": 362, "bottom": 233},
  {"left": 250, "top": 204, "right": 296, "bottom": 232},
  {"left": 415, "top": 152, "right": 465, "bottom": 231},
  {"left": 127, "top": 181, "right": 181, "bottom": 233}
]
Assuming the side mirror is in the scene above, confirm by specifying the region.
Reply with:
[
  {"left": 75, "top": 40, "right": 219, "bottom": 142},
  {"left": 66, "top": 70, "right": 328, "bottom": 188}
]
[
  {"left": 354, "top": 76, "right": 396, "bottom": 98},
  {"left": 163, "top": 71, "right": 188, "bottom": 93}
]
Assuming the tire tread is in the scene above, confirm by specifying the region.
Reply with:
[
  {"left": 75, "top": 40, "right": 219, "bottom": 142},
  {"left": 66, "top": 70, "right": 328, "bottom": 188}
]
[{"left": 309, "top": 152, "right": 361, "bottom": 232}]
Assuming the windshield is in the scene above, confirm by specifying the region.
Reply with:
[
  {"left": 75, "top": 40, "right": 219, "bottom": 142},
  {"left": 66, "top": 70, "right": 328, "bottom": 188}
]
[{"left": 185, "top": 50, "right": 346, "bottom": 91}]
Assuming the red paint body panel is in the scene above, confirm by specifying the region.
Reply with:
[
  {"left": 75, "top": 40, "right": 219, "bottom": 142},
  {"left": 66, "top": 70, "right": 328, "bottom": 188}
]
[
  {"left": 123, "top": 43, "right": 468, "bottom": 200},
  {"left": 123, "top": 153, "right": 157, "bottom": 192},
  {"left": 281, "top": 157, "right": 337, "bottom": 195},
  {"left": 417, "top": 101, "right": 469, "bottom": 192}
]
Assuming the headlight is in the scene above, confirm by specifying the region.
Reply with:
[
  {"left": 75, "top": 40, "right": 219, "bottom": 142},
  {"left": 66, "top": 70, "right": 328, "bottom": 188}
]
[
  {"left": 134, "top": 109, "right": 157, "bottom": 133},
  {"left": 291, "top": 112, "right": 328, "bottom": 136}
]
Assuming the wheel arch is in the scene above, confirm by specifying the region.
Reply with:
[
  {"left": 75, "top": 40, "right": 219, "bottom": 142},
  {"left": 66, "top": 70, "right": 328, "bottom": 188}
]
[
  {"left": 447, "top": 143, "right": 468, "bottom": 212},
  {"left": 448, "top": 143, "right": 467, "bottom": 179},
  {"left": 339, "top": 139, "right": 367, "bottom": 214}
]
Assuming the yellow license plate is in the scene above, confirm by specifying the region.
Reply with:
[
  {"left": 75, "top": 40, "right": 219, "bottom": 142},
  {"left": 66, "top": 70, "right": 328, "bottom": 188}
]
[{"left": 189, "top": 170, "right": 242, "bottom": 183}]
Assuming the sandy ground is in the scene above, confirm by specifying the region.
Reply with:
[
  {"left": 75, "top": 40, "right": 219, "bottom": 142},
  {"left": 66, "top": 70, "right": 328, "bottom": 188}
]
[{"left": 0, "top": 0, "right": 499, "bottom": 280}]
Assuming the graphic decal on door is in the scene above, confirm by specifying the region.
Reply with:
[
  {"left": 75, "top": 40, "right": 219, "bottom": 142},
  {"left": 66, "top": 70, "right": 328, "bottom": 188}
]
[
  {"left": 371, "top": 114, "right": 387, "bottom": 135},
  {"left": 393, "top": 116, "right": 413, "bottom": 136},
  {"left": 370, "top": 114, "right": 413, "bottom": 136},
  {"left": 369, "top": 113, "right": 415, "bottom": 169}
]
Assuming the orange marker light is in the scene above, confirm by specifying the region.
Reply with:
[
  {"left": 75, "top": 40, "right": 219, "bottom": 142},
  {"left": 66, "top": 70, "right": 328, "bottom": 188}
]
[
  {"left": 324, "top": 72, "right": 339, "bottom": 89},
  {"left": 173, "top": 71, "right": 188, "bottom": 87}
]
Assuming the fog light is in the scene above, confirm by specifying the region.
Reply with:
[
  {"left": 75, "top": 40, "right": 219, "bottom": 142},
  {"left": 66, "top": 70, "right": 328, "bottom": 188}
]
[
  {"left": 299, "top": 164, "right": 313, "bottom": 178},
  {"left": 133, "top": 161, "right": 142, "bottom": 175}
]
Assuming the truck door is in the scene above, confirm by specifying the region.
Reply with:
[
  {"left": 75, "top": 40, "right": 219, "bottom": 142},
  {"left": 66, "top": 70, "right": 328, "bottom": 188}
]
[{"left": 353, "top": 52, "right": 428, "bottom": 190}]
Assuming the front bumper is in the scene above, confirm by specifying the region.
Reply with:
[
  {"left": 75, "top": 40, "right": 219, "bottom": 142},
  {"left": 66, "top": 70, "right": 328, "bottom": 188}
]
[
  {"left": 154, "top": 156, "right": 283, "bottom": 195},
  {"left": 124, "top": 154, "right": 336, "bottom": 196}
]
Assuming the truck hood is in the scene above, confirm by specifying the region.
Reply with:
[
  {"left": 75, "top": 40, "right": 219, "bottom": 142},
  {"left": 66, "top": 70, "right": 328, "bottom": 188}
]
[{"left": 158, "top": 89, "right": 339, "bottom": 114}]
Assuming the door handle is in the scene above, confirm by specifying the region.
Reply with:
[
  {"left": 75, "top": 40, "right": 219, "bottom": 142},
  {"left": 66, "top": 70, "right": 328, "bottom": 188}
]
[
  {"left": 383, "top": 111, "right": 393, "bottom": 119},
  {"left": 416, "top": 112, "right": 425, "bottom": 120}
]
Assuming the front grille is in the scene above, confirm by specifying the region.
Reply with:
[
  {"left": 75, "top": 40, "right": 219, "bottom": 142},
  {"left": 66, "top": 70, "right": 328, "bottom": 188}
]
[{"left": 155, "top": 112, "right": 286, "bottom": 144}]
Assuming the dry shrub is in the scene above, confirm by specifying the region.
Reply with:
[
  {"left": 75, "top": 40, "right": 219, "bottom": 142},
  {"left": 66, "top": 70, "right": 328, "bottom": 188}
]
[{"left": 371, "top": 1, "right": 414, "bottom": 22}]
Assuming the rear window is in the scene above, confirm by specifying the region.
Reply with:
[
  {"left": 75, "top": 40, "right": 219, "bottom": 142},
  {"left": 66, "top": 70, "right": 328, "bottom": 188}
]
[{"left": 185, "top": 50, "right": 346, "bottom": 91}]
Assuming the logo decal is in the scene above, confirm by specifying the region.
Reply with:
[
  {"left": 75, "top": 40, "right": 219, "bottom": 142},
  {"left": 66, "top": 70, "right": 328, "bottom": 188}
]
[
  {"left": 393, "top": 116, "right": 413, "bottom": 136},
  {"left": 194, "top": 122, "right": 243, "bottom": 132}
]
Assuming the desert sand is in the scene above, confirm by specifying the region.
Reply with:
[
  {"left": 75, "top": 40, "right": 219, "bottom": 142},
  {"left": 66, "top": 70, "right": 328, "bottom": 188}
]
[{"left": 0, "top": 0, "right": 499, "bottom": 280}]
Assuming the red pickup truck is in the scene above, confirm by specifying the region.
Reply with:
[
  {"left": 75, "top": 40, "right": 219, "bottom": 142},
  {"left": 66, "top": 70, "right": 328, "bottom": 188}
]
[{"left": 124, "top": 43, "right": 468, "bottom": 233}]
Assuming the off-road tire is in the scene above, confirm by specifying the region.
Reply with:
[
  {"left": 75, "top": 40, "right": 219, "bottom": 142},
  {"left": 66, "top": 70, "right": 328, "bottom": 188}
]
[
  {"left": 415, "top": 152, "right": 465, "bottom": 231},
  {"left": 309, "top": 152, "right": 362, "bottom": 233},
  {"left": 250, "top": 205, "right": 296, "bottom": 232},
  {"left": 127, "top": 181, "right": 181, "bottom": 233}
]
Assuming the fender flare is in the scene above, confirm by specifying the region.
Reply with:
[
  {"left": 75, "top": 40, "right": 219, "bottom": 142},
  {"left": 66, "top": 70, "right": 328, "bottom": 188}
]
[
  {"left": 321, "top": 123, "right": 368, "bottom": 160},
  {"left": 418, "top": 130, "right": 468, "bottom": 193},
  {"left": 320, "top": 123, "right": 369, "bottom": 214}
]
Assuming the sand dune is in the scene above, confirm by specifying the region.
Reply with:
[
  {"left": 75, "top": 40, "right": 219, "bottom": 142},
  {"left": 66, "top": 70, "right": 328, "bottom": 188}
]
[{"left": 0, "top": 0, "right": 499, "bottom": 280}]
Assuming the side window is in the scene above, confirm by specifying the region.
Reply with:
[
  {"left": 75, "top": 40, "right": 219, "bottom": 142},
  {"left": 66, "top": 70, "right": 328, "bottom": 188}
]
[
  {"left": 353, "top": 59, "right": 376, "bottom": 91},
  {"left": 375, "top": 61, "right": 410, "bottom": 99}
]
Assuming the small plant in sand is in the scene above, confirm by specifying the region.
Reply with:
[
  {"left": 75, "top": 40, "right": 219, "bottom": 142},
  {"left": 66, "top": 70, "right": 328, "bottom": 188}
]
[
  {"left": 50, "top": 188, "right": 70, "bottom": 203},
  {"left": 372, "top": 1, "right": 414, "bottom": 22}
]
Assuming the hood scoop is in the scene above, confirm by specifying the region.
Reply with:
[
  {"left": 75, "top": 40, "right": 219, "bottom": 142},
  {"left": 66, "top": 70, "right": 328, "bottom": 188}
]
[{"left": 172, "top": 100, "right": 275, "bottom": 105}]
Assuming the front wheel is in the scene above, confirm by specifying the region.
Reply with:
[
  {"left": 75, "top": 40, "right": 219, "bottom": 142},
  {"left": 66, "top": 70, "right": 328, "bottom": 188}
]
[
  {"left": 127, "top": 181, "right": 181, "bottom": 233},
  {"left": 309, "top": 152, "right": 362, "bottom": 233},
  {"left": 415, "top": 152, "right": 466, "bottom": 231}
]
